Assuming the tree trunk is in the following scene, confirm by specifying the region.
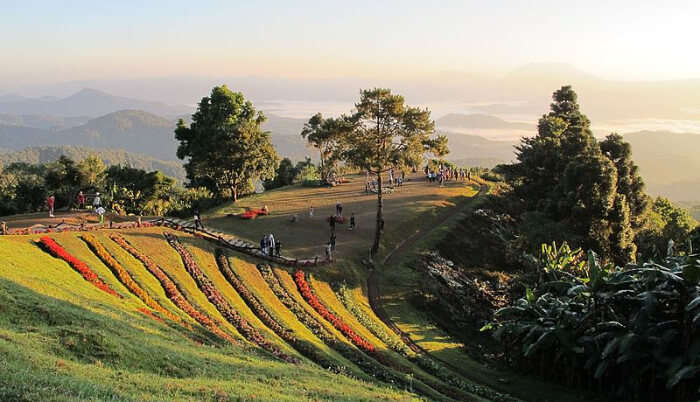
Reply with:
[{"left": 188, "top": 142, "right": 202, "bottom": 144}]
[
  {"left": 371, "top": 172, "right": 383, "bottom": 256},
  {"left": 231, "top": 185, "right": 238, "bottom": 203}
]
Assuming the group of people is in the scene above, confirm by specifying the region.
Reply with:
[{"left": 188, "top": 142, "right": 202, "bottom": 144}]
[
  {"left": 260, "top": 233, "right": 281, "bottom": 257},
  {"left": 46, "top": 191, "right": 105, "bottom": 222},
  {"left": 365, "top": 169, "right": 404, "bottom": 193},
  {"left": 425, "top": 165, "right": 471, "bottom": 185}
]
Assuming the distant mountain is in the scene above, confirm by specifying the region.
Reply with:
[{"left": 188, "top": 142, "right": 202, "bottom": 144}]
[
  {"left": 0, "top": 109, "right": 314, "bottom": 163},
  {"left": 437, "top": 113, "right": 534, "bottom": 131},
  {"left": 0, "top": 145, "right": 186, "bottom": 182},
  {"left": 0, "top": 88, "right": 190, "bottom": 118},
  {"left": 624, "top": 131, "right": 700, "bottom": 202},
  {"left": 57, "top": 110, "right": 179, "bottom": 160},
  {"left": 443, "top": 132, "right": 516, "bottom": 168},
  {"left": 0, "top": 113, "right": 90, "bottom": 130}
]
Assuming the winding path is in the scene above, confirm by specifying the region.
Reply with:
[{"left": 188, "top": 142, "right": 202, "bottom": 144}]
[{"left": 367, "top": 182, "right": 491, "bottom": 376}]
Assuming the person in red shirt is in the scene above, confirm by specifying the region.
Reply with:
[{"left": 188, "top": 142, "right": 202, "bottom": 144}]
[
  {"left": 77, "top": 191, "right": 85, "bottom": 209},
  {"left": 47, "top": 195, "right": 55, "bottom": 218}
]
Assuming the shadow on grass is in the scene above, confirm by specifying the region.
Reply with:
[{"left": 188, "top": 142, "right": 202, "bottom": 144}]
[{"left": 0, "top": 278, "right": 286, "bottom": 377}]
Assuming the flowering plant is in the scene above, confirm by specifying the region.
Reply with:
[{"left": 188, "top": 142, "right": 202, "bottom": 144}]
[
  {"left": 37, "top": 236, "right": 119, "bottom": 297},
  {"left": 110, "top": 234, "right": 237, "bottom": 344}
]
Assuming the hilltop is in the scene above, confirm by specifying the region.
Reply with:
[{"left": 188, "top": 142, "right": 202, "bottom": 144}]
[{"left": 0, "top": 174, "right": 587, "bottom": 401}]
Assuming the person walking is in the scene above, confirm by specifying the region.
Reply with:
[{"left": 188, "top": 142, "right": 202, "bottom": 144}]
[
  {"left": 260, "top": 236, "right": 267, "bottom": 255},
  {"left": 309, "top": 205, "right": 314, "bottom": 217},
  {"left": 325, "top": 242, "right": 332, "bottom": 261},
  {"left": 348, "top": 213, "right": 356, "bottom": 230},
  {"left": 47, "top": 195, "right": 55, "bottom": 218},
  {"left": 268, "top": 234, "right": 275, "bottom": 256},
  {"left": 93, "top": 192, "right": 102, "bottom": 209},
  {"left": 329, "top": 215, "right": 336, "bottom": 235},
  {"left": 193, "top": 209, "right": 203, "bottom": 231},
  {"left": 96, "top": 206, "right": 105, "bottom": 224},
  {"left": 77, "top": 191, "right": 85, "bottom": 209}
]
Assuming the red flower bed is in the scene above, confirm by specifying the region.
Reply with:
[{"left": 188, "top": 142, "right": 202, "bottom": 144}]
[
  {"left": 294, "top": 270, "right": 375, "bottom": 353},
  {"left": 240, "top": 208, "right": 268, "bottom": 220},
  {"left": 37, "top": 236, "right": 119, "bottom": 297},
  {"left": 137, "top": 307, "right": 165, "bottom": 323},
  {"left": 164, "top": 232, "right": 297, "bottom": 363},
  {"left": 82, "top": 234, "right": 180, "bottom": 322},
  {"left": 215, "top": 249, "right": 342, "bottom": 367},
  {"left": 110, "top": 234, "right": 238, "bottom": 345}
]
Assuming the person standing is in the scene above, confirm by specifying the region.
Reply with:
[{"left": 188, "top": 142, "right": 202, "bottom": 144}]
[
  {"left": 325, "top": 242, "right": 332, "bottom": 261},
  {"left": 47, "top": 195, "right": 55, "bottom": 218},
  {"left": 93, "top": 192, "right": 102, "bottom": 209},
  {"left": 96, "top": 206, "right": 105, "bottom": 224},
  {"left": 329, "top": 215, "right": 336, "bottom": 235},
  {"left": 309, "top": 205, "right": 314, "bottom": 217},
  {"left": 349, "top": 213, "right": 356, "bottom": 230},
  {"left": 275, "top": 239, "right": 281, "bottom": 257},
  {"left": 193, "top": 209, "right": 203, "bottom": 231},
  {"left": 77, "top": 191, "right": 85, "bottom": 209}
]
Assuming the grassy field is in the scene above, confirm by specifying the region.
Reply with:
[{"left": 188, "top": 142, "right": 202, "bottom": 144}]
[{"left": 0, "top": 172, "right": 587, "bottom": 400}]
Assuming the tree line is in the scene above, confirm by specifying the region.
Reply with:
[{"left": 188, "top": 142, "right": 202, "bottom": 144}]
[{"left": 0, "top": 155, "right": 209, "bottom": 217}]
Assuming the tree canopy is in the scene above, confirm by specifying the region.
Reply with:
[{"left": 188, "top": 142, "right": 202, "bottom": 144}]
[
  {"left": 175, "top": 85, "right": 278, "bottom": 202},
  {"left": 342, "top": 88, "right": 448, "bottom": 255},
  {"left": 499, "top": 86, "right": 648, "bottom": 265}
]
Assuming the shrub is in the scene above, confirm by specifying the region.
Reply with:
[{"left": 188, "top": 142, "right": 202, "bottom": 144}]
[{"left": 486, "top": 245, "right": 700, "bottom": 401}]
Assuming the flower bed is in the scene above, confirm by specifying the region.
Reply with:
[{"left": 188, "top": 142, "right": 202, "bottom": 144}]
[
  {"left": 82, "top": 234, "right": 180, "bottom": 322},
  {"left": 336, "top": 284, "right": 507, "bottom": 401},
  {"left": 215, "top": 250, "right": 343, "bottom": 370},
  {"left": 256, "top": 264, "right": 444, "bottom": 398},
  {"left": 240, "top": 209, "right": 268, "bottom": 220},
  {"left": 164, "top": 232, "right": 297, "bottom": 363},
  {"left": 110, "top": 234, "right": 238, "bottom": 345},
  {"left": 138, "top": 307, "right": 165, "bottom": 323},
  {"left": 294, "top": 270, "right": 375, "bottom": 353},
  {"left": 37, "top": 236, "right": 119, "bottom": 297}
]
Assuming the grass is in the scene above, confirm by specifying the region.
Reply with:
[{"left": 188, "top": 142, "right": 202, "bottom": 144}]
[{"left": 0, "top": 172, "right": 592, "bottom": 400}]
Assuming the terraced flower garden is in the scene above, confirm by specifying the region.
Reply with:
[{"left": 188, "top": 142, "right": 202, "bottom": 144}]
[{"left": 0, "top": 173, "right": 588, "bottom": 401}]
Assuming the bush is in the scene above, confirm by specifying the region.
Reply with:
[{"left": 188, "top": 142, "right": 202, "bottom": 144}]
[{"left": 486, "top": 244, "right": 700, "bottom": 401}]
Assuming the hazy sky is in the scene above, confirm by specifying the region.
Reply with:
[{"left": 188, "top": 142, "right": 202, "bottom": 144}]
[{"left": 2, "top": 0, "right": 700, "bottom": 88}]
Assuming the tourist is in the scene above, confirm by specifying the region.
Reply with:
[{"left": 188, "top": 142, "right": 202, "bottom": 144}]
[
  {"left": 325, "top": 242, "right": 332, "bottom": 261},
  {"left": 47, "top": 195, "right": 55, "bottom": 218},
  {"left": 96, "top": 206, "right": 105, "bottom": 224},
  {"left": 467, "top": 170, "right": 471, "bottom": 181},
  {"left": 93, "top": 192, "right": 102, "bottom": 209},
  {"left": 275, "top": 239, "right": 281, "bottom": 257},
  {"left": 260, "top": 236, "right": 267, "bottom": 254},
  {"left": 335, "top": 202, "right": 343, "bottom": 216},
  {"left": 349, "top": 213, "right": 356, "bottom": 230},
  {"left": 193, "top": 209, "right": 203, "bottom": 231},
  {"left": 309, "top": 205, "right": 314, "bottom": 217},
  {"left": 268, "top": 233, "right": 275, "bottom": 256},
  {"left": 262, "top": 204, "right": 269, "bottom": 215},
  {"left": 290, "top": 214, "right": 298, "bottom": 223},
  {"left": 329, "top": 215, "right": 336, "bottom": 233},
  {"left": 77, "top": 191, "right": 85, "bottom": 209}
]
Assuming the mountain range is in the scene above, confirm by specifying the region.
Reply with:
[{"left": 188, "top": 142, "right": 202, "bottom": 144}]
[
  {"left": 1, "top": 88, "right": 698, "bottom": 203},
  {"left": 0, "top": 88, "right": 190, "bottom": 118},
  {"left": 0, "top": 146, "right": 186, "bottom": 182}
]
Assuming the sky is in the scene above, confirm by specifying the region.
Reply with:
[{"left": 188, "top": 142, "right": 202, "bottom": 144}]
[{"left": 2, "top": 0, "right": 700, "bottom": 89}]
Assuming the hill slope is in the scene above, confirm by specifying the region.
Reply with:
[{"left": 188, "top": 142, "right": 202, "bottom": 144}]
[
  {"left": 0, "top": 146, "right": 186, "bottom": 182},
  {"left": 0, "top": 88, "right": 189, "bottom": 118}
]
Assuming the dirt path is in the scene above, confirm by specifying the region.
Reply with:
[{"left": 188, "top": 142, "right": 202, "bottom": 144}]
[{"left": 368, "top": 183, "right": 490, "bottom": 372}]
